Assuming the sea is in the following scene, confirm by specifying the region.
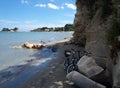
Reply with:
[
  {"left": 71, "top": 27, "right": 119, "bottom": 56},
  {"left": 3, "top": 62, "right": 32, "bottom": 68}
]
[
  {"left": 0, "top": 32, "right": 72, "bottom": 71},
  {"left": 0, "top": 32, "right": 73, "bottom": 88}
]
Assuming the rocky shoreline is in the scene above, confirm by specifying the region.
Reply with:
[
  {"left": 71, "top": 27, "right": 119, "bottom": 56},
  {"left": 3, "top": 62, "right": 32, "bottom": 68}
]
[
  {"left": 21, "top": 39, "right": 110, "bottom": 88},
  {"left": 22, "top": 40, "right": 82, "bottom": 88},
  {"left": 0, "top": 38, "right": 72, "bottom": 88}
]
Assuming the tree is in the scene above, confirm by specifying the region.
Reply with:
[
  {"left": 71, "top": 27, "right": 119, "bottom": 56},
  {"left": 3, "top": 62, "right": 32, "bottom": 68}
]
[
  {"left": 12, "top": 27, "right": 19, "bottom": 32},
  {"left": 64, "top": 24, "right": 73, "bottom": 31}
]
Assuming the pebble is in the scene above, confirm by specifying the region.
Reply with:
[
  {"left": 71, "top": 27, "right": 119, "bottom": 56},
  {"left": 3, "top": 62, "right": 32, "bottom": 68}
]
[
  {"left": 54, "top": 81, "right": 63, "bottom": 86},
  {"left": 49, "top": 71, "right": 53, "bottom": 74},
  {"left": 65, "top": 80, "right": 74, "bottom": 85},
  {"left": 51, "top": 66, "right": 56, "bottom": 69}
]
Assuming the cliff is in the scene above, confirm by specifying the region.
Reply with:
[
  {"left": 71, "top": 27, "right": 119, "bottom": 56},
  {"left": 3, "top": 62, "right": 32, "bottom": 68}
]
[{"left": 72, "top": 0, "right": 120, "bottom": 87}]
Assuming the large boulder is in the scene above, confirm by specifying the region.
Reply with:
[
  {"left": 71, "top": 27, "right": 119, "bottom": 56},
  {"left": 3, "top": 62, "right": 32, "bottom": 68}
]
[
  {"left": 77, "top": 55, "right": 104, "bottom": 78},
  {"left": 32, "top": 44, "right": 43, "bottom": 49},
  {"left": 23, "top": 42, "right": 43, "bottom": 49},
  {"left": 66, "top": 71, "right": 106, "bottom": 88},
  {"left": 23, "top": 42, "right": 33, "bottom": 49}
]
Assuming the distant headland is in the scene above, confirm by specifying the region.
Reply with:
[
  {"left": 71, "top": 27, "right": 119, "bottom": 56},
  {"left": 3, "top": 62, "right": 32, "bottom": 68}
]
[
  {"left": 0, "top": 24, "right": 73, "bottom": 32},
  {"left": 30, "top": 24, "right": 73, "bottom": 32},
  {"left": 1, "top": 27, "right": 19, "bottom": 32}
]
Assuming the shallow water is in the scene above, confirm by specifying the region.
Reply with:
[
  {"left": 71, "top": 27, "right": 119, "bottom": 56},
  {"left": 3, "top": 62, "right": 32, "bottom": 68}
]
[
  {"left": 0, "top": 32, "right": 72, "bottom": 71},
  {"left": 0, "top": 32, "right": 72, "bottom": 88}
]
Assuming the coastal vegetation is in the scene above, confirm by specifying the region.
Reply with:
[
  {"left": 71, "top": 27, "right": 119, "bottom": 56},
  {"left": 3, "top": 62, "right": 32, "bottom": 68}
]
[
  {"left": 30, "top": 24, "right": 73, "bottom": 32},
  {"left": 1, "top": 27, "right": 19, "bottom": 32}
]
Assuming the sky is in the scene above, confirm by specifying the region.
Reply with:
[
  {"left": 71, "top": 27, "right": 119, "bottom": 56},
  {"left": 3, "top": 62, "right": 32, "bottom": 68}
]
[{"left": 0, "top": 0, "right": 76, "bottom": 31}]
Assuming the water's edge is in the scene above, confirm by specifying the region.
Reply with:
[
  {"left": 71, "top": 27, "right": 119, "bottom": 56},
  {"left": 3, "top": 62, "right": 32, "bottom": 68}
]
[{"left": 0, "top": 47, "right": 58, "bottom": 88}]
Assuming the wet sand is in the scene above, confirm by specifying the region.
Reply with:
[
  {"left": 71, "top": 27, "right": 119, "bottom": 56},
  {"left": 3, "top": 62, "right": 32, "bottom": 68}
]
[{"left": 22, "top": 40, "right": 84, "bottom": 88}]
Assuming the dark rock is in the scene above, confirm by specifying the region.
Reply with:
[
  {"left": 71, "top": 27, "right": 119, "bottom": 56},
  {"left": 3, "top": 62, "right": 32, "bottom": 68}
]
[
  {"left": 77, "top": 55, "right": 104, "bottom": 78},
  {"left": 66, "top": 71, "right": 106, "bottom": 88}
]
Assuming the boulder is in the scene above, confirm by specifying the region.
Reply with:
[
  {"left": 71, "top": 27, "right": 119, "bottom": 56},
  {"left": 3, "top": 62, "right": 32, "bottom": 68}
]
[
  {"left": 32, "top": 44, "right": 43, "bottom": 49},
  {"left": 66, "top": 71, "right": 106, "bottom": 88},
  {"left": 23, "top": 42, "right": 43, "bottom": 49},
  {"left": 77, "top": 55, "right": 104, "bottom": 78},
  {"left": 23, "top": 42, "right": 34, "bottom": 49}
]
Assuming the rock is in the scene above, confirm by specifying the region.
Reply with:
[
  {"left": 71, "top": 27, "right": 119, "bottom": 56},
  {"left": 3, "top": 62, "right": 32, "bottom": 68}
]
[
  {"left": 23, "top": 42, "right": 34, "bottom": 49},
  {"left": 32, "top": 44, "right": 43, "bottom": 49},
  {"left": 23, "top": 42, "right": 43, "bottom": 49},
  {"left": 49, "top": 71, "right": 53, "bottom": 74},
  {"left": 77, "top": 55, "right": 104, "bottom": 78},
  {"left": 70, "top": 0, "right": 117, "bottom": 87},
  {"left": 51, "top": 66, "right": 56, "bottom": 69},
  {"left": 54, "top": 81, "right": 63, "bottom": 86},
  {"left": 66, "top": 71, "right": 106, "bottom": 88},
  {"left": 113, "top": 52, "right": 120, "bottom": 87},
  {"left": 65, "top": 80, "right": 74, "bottom": 85},
  {"left": 71, "top": 0, "right": 88, "bottom": 46}
]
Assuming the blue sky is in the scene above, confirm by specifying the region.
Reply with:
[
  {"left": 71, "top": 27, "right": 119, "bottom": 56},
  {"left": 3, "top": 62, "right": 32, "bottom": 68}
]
[{"left": 0, "top": 0, "right": 76, "bottom": 31}]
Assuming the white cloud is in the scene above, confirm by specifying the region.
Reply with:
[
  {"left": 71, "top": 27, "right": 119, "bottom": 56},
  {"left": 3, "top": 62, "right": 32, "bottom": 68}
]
[
  {"left": 0, "top": 20, "right": 19, "bottom": 24},
  {"left": 61, "top": 6, "right": 64, "bottom": 9},
  {"left": 65, "top": 3, "right": 76, "bottom": 10},
  {"left": 21, "top": 0, "right": 28, "bottom": 4},
  {"left": 35, "top": 4, "right": 46, "bottom": 7},
  {"left": 47, "top": 3, "right": 59, "bottom": 10}
]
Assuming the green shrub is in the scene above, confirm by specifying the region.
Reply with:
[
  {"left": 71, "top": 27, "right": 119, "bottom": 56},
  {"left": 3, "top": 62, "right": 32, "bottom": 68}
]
[
  {"left": 107, "top": 19, "right": 120, "bottom": 45},
  {"left": 102, "top": 0, "right": 112, "bottom": 18},
  {"left": 113, "top": 0, "right": 120, "bottom": 5}
]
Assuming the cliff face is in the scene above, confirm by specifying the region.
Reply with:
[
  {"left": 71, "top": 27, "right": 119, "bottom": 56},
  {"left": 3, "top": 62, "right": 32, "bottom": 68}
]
[
  {"left": 73, "top": 0, "right": 120, "bottom": 87},
  {"left": 73, "top": 0, "right": 114, "bottom": 66}
]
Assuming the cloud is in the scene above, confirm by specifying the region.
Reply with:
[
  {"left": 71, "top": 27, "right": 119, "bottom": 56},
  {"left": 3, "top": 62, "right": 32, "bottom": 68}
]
[
  {"left": 60, "top": 6, "right": 64, "bottom": 9},
  {"left": 65, "top": 3, "right": 76, "bottom": 10},
  {"left": 47, "top": 3, "right": 59, "bottom": 10},
  {"left": 0, "top": 19, "right": 19, "bottom": 24},
  {"left": 21, "top": 0, "right": 28, "bottom": 4},
  {"left": 35, "top": 4, "right": 46, "bottom": 7}
]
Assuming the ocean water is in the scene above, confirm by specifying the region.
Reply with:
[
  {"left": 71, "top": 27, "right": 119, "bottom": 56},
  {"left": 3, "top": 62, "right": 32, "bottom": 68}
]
[{"left": 0, "top": 32, "right": 73, "bottom": 71}]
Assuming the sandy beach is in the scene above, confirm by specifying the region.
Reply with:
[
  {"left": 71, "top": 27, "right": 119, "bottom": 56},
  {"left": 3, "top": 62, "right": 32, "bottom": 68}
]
[{"left": 22, "top": 39, "right": 84, "bottom": 88}]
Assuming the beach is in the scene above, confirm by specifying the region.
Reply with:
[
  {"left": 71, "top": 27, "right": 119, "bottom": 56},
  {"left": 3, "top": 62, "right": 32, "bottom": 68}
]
[
  {"left": 22, "top": 39, "right": 84, "bottom": 88},
  {"left": 0, "top": 32, "right": 74, "bottom": 88}
]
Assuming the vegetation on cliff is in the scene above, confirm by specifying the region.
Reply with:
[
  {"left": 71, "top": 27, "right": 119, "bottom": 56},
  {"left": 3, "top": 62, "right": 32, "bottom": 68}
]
[
  {"left": 107, "top": 0, "right": 120, "bottom": 45},
  {"left": 107, "top": 19, "right": 120, "bottom": 45}
]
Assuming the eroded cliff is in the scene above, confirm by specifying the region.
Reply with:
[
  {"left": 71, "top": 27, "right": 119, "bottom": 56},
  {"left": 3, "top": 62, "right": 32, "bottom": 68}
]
[{"left": 72, "top": 0, "right": 120, "bottom": 87}]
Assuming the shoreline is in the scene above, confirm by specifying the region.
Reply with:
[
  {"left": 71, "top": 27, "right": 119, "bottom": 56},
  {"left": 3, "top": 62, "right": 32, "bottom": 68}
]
[
  {"left": 22, "top": 39, "right": 84, "bottom": 88},
  {"left": 0, "top": 37, "right": 74, "bottom": 88}
]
